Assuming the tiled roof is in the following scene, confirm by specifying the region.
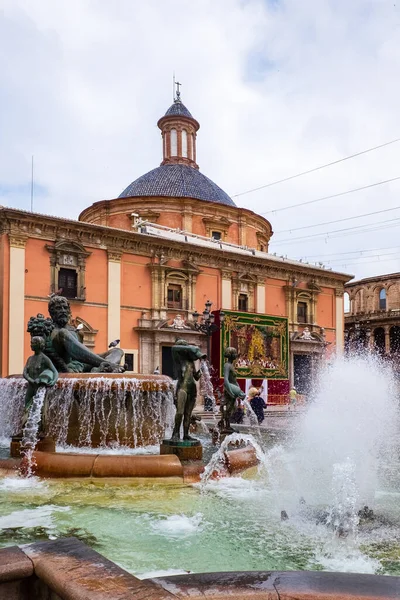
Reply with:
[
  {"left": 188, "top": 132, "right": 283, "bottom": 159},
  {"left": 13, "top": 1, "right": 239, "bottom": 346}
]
[
  {"left": 164, "top": 100, "right": 194, "bottom": 119},
  {"left": 118, "top": 164, "right": 236, "bottom": 206}
]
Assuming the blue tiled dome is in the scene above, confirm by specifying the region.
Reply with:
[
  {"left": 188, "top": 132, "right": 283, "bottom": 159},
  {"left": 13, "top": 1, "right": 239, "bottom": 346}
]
[
  {"left": 119, "top": 164, "right": 235, "bottom": 206},
  {"left": 164, "top": 100, "right": 193, "bottom": 119}
]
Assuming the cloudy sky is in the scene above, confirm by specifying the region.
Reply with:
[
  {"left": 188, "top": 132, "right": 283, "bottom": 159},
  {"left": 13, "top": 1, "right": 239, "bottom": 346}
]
[{"left": 1, "top": 0, "right": 400, "bottom": 280}]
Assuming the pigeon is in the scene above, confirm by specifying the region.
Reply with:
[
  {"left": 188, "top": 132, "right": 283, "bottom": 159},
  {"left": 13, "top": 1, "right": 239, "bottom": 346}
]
[
  {"left": 153, "top": 366, "right": 160, "bottom": 374},
  {"left": 76, "top": 323, "right": 84, "bottom": 331},
  {"left": 108, "top": 339, "right": 120, "bottom": 348}
]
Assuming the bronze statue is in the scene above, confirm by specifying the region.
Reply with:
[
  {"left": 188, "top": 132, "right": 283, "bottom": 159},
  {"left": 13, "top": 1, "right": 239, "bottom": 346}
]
[
  {"left": 46, "top": 296, "right": 124, "bottom": 373},
  {"left": 22, "top": 335, "right": 58, "bottom": 430},
  {"left": 219, "top": 346, "right": 245, "bottom": 433},
  {"left": 171, "top": 339, "right": 206, "bottom": 441}
]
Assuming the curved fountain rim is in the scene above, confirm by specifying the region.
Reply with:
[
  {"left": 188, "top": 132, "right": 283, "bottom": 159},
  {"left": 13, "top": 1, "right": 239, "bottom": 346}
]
[{"left": 5, "top": 373, "right": 173, "bottom": 381}]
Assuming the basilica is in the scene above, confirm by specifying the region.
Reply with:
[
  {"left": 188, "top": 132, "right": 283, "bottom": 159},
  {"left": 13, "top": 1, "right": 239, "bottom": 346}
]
[{"left": 0, "top": 91, "right": 351, "bottom": 397}]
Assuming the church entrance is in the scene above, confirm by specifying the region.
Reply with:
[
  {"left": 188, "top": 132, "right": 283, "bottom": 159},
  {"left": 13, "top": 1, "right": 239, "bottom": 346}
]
[
  {"left": 161, "top": 346, "right": 174, "bottom": 379},
  {"left": 293, "top": 354, "right": 312, "bottom": 395}
]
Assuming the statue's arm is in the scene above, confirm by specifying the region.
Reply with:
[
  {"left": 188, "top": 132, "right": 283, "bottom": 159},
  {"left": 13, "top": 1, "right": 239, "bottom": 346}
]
[
  {"left": 43, "top": 355, "right": 59, "bottom": 385},
  {"left": 23, "top": 360, "right": 35, "bottom": 385},
  {"left": 57, "top": 329, "right": 103, "bottom": 367}
]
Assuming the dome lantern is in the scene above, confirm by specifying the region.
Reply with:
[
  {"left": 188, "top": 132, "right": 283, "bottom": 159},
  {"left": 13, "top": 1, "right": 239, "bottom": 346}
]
[{"left": 157, "top": 82, "right": 200, "bottom": 170}]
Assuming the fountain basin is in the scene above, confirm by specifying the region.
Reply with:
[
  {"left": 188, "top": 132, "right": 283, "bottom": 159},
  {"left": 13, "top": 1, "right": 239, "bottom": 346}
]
[
  {"left": 1, "top": 538, "right": 400, "bottom": 600},
  {"left": 1, "top": 373, "right": 175, "bottom": 449}
]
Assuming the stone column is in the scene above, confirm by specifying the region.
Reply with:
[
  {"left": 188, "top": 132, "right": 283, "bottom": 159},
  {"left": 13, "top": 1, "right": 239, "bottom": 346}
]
[
  {"left": 8, "top": 235, "right": 27, "bottom": 375},
  {"left": 221, "top": 271, "right": 232, "bottom": 310},
  {"left": 335, "top": 288, "right": 344, "bottom": 356},
  {"left": 384, "top": 325, "right": 391, "bottom": 354},
  {"left": 256, "top": 278, "right": 266, "bottom": 314},
  {"left": 107, "top": 251, "right": 121, "bottom": 346}
]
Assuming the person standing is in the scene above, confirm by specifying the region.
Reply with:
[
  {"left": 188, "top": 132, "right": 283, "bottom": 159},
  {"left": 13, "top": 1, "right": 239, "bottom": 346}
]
[
  {"left": 288, "top": 387, "right": 297, "bottom": 411},
  {"left": 248, "top": 387, "right": 267, "bottom": 424}
]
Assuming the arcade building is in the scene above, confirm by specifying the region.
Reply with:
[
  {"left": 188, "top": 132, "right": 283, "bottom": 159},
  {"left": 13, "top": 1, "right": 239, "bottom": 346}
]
[{"left": 0, "top": 92, "right": 351, "bottom": 398}]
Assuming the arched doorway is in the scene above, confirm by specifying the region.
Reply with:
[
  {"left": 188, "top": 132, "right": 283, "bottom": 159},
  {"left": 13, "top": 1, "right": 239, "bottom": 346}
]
[
  {"left": 373, "top": 327, "right": 385, "bottom": 355},
  {"left": 390, "top": 326, "right": 400, "bottom": 355}
]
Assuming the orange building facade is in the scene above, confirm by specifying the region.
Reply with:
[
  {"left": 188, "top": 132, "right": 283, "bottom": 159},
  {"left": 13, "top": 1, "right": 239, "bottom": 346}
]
[{"left": 0, "top": 93, "right": 351, "bottom": 394}]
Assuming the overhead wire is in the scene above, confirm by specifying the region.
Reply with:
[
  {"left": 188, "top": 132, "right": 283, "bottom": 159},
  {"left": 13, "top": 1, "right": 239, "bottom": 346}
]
[
  {"left": 259, "top": 175, "right": 400, "bottom": 215},
  {"left": 232, "top": 136, "right": 400, "bottom": 198},
  {"left": 271, "top": 216, "right": 400, "bottom": 246},
  {"left": 274, "top": 205, "right": 400, "bottom": 234},
  {"left": 293, "top": 244, "right": 400, "bottom": 260}
]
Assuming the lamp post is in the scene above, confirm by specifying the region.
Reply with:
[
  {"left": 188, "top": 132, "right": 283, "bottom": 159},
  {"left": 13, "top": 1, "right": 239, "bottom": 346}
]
[{"left": 192, "top": 301, "right": 225, "bottom": 360}]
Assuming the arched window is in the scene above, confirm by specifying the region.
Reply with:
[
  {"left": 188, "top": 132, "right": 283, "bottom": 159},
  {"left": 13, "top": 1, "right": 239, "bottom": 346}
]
[
  {"left": 354, "top": 290, "right": 363, "bottom": 314},
  {"left": 170, "top": 129, "right": 178, "bottom": 156},
  {"left": 379, "top": 288, "right": 386, "bottom": 310},
  {"left": 344, "top": 292, "right": 350, "bottom": 314},
  {"left": 181, "top": 129, "right": 188, "bottom": 158}
]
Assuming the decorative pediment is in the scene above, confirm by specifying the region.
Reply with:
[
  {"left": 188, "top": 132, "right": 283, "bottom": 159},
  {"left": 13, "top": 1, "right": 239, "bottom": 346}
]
[
  {"left": 202, "top": 216, "right": 231, "bottom": 238},
  {"left": 46, "top": 240, "right": 91, "bottom": 267},
  {"left": 70, "top": 316, "right": 98, "bottom": 348}
]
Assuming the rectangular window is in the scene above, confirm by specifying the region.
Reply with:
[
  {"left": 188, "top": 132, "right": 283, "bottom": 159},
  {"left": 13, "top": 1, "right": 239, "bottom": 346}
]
[
  {"left": 211, "top": 231, "right": 221, "bottom": 240},
  {"left": 238, "top": 293, "right": 248, "bottom": 312},
  {"left": 124, "top": 353, "right": 134, "bottom": 372},
  {"left": 58, "top": 268, "right": 78, "bottom": 299},
  {"left": 167, "top": 284, "right": 182, "bottom": 309},
  {"left": 297, "top": 302, "right": 307, "bottom": 323}
]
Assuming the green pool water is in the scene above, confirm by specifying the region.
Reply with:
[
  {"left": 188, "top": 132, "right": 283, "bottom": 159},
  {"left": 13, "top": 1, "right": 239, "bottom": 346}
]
[{"left": 0, "top": 472, "right": 399, "bottom": 578}]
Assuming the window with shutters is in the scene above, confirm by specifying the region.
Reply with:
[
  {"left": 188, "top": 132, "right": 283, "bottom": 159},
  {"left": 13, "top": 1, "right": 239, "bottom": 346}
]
[
  {"left": 238, "top": 293, "right": 249, "bottom": 312},
  {"left": 58, "top": 268, "right": 78, "bottom": 299},
  {"left": 167, "top": 284, "right": 182, "bottom": 309},
  {"left": 297, "top": 302, "right": 307, "bottom": 323}
]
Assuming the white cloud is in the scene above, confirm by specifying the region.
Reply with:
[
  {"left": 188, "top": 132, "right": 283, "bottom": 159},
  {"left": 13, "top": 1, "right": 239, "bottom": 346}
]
[{"left": 1, "top": 0, "right": 400, "bottom": 279}]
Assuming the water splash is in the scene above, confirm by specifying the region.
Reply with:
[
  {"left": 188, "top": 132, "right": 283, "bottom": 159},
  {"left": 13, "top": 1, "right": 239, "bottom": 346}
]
[
  {"left": 199, "top": 360, "right": 216, "bottom": 412},
  {"left": 21, "top": 387, "right": 47, "bottom": 477},
  {"left": 200, "top": 432, "right": 267, "bottom": 487},
  {"left": 290, "top": 355, "right": 400, "bottom": 508}
]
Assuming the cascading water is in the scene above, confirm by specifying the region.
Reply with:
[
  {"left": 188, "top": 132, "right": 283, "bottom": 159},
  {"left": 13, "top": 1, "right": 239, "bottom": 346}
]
[
  {"left": 199, "top": 360, "right": 216, "bottom": 412},
  {"left": 0, "top": 376, "right": 175, "bottom": 449},
  {"left": 21, "top": 387, "right": 47, "bottom": 477}
]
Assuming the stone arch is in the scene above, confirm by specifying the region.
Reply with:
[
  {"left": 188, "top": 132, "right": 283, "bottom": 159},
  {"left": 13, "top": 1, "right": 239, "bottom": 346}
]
[
  {"left": 373, "top": 327, "right": 385, "bottom": 355},
  {"left": 390, "top": 326, "right": 400, "bottom": 354}
]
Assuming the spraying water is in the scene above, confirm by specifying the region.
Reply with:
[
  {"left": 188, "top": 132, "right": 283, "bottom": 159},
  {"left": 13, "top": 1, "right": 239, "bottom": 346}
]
[
  {"left": 21, "top": 387, "right": 47, "bottom": 477},
  {"left": 290, "top": 355, "right": 400, "bottom": 509},
  {"left": 200, "top": 432, "right": 267, "bottom": 487},
  {"left": 199, "top": 360, "right": 217, "bottom": 412}
]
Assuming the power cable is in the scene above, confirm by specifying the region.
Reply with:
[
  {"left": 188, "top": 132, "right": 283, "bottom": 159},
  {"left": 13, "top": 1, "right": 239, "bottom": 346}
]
[
  {"left": 232, "top": 137, "right": 400, "bottom": 198},
  {"left": 271, "top": 216, "right": 400, "bottom": 246},
  {"left": 293, "top": 245, "right": 400, "bottom": 260},
  {"left": 274, "top": 205, "right": 400, "bottom": 234},
  {"left": 259, "top": 175, "right": 400, "bottom": 215}
]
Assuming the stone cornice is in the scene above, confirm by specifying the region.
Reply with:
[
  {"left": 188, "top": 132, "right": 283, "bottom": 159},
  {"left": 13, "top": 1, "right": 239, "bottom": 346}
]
[{"left": 0, "top": 207, "right": 352, "bottom": 288}]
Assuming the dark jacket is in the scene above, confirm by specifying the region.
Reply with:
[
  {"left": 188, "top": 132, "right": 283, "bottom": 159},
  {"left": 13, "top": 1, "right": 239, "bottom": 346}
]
[{"left": 250, "top": 395, "right": 267, "bottom": 423}]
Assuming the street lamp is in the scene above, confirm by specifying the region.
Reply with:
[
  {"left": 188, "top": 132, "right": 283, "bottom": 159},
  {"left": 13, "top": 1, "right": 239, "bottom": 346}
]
[{"left": 192, "top": 301, "right": 225, "bottom": 359}]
